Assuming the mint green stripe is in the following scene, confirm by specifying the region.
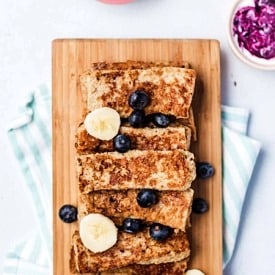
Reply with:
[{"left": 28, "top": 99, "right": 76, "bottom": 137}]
[
  {"left": 223, "top": 164, "right": 242, "bottom": 211},
  {"left": 223, "top": 196, "right": 238, "bottom": 235},
  {"left": 8, "top": 131, "right": 31, "bottom": 183},
  {"left": 223, "top": 132, "right": 248, "bottom": 184},
  {"left": 3, "top": 266, "right": 18, "bottom": 274},
  {"left": 21, "top": 126, "right": 51, "bottom": 193},
  {"left": 222, "top": 147, "right": 243, "bottom": 211},
  {"left": 8, "top": 131, "right": 51, "bottom": 260},
  {"left": 10, "top": 130, "right": 46, "bottom": 217},
  {"left": 223, "top": 239, "right": 230, "bottom": 265},
  {"left": 26, "top": 113, "right": 52, "bottom": 199},
  {"left": 29, "top": 237, "right": 42, "bottom": 263},
  {"left": 32, "top": 89, "right": 52, "bottom": 199},
  {"left": 221, "top": 111, "right": 248, "bottom": 124},
  {"left": 28, "top": 187, "right": 51, "bottom": 257},
  {"left": 38, "top": 84, "right": 50, "bottom": 96},
  {"left": 240, "top": 136, "right": 260, "bottom": 163},
  {"left": 223, "top": 179, "right": 242, "bottom": 212},
  {"left": 32, "top": 91, "right": 51, "bottom": 146},
  {"left": 33, "top": 109, "right": 51, "bottom": 147}
]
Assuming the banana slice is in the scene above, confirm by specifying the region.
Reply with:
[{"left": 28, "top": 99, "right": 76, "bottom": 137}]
[
  {"left": 186, "top": 269, "right": 205, "bottom": 275},
  {"left": 84, "top": 107, "right": 120, "bottom": 140},
  {"left": 79, "top": 213, "right": 118, "bottom": 253}
]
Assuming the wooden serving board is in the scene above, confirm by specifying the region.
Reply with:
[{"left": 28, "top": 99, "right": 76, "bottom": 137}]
[{"left": 52, "top": 39, "right": 222, "bottom": 275}]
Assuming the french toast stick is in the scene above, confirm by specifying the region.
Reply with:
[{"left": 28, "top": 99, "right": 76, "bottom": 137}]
[
  {"left": 78, "top": 189, "right": 193, "bottom": 231},
  {"left": 80, "top": 67, "right": 196, "bottom": 119},
  {"left": 70, "top": 230, "right": 190, "bottom": 273},
  {"left": 98, "top": 259, "right": 188, "bottom": 275},
  {"left": 77, "top": 150, "right": 196, "bottom": 193},
  {"left": 75, "top": 124, "right": 192, "bottom": 154},
  {"left": 90, "top": 60, "right": 190, "bottom": 70}
]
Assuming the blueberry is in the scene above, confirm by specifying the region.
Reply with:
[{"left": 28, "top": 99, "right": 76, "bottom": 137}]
[
  {"left": 151, "top": 113, "right": 171, "bottom": 128},
  {"left": 128, "top": 90, "right": 150, "bottom": 110},
  {"left": 58, "top": 204, "right": 78, "bottom": 223},
  {"left": 196, "top": 162, "right": 214, "bottom": 179},
  {"left": 137, "top": 189, "right": 158, "bottom": 208},
  {"left": 128, "top": 110, "right": 147, "bottom": 128},
  {"left": 192, "top": 198, "right": 209, "bottom": 214},
  {"left": 149, "top": 223, "right": 173, "bottom": 241},
  {"left": 113, "top": 134, "right": 131, "bottom": 153},
  {"left": 122, "top": 218, "right": 144, "bottom": 234}
]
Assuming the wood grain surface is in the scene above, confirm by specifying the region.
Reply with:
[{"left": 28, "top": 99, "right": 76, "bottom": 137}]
[{"left": 52, "top": 39, "right": 222, "bottom": 275}]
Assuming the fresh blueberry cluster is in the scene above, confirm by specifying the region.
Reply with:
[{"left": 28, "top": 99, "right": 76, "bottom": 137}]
[
  {"left": 120, "top": 189, "right": 173, "bottom": 241},
  {"left": 127, "top": 89, "right": 175, "bottom": 128},
  {"left": 113, "top": 89, "right": 175, "bottom": 153},
  {"left": 120, "top": 189, "right": 171, "bottom": 240},
  {"left": 122, "top": 218, "right": 173, "bottom": 242}
]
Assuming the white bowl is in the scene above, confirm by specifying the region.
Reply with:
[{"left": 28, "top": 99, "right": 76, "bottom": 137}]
[{"left": 227, "top": 0, "right": 275, "bottom": 70}]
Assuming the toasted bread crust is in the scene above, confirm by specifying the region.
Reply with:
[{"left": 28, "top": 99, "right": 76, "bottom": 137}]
[
  {"left": 71, "top": 230, "right": 190, "bottom": 273},
  {"left": 80, "top": 67, "right": 196, "bottom": 119},
  {"left": 98, "top": 259, "right": 188, "bottom": 275},
  {"left": 78, "top": 189, "right": 193, "bottom": 230},
  {"left": 90, "top": 60, "right": 190, "bottom": 70},
  {"left": 75, "top": 124, "right": 192, "bottom": 154},
  {"left": 77, "top": 150, "right": 196, "bottom": 193}
]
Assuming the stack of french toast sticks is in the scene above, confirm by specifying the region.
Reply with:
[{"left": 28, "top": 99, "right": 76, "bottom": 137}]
[{"left": 70, "top": 60, "right": 197, "bottom": 274}]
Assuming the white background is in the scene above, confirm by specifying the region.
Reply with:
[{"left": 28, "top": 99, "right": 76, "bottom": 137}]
[{"left": 0, "top": 0, "right": 275, "bottom": 274}]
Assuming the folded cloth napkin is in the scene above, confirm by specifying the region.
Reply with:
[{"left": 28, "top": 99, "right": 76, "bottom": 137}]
[
  {"left": 3, "top": 85, "right": 261, "bottom": 274},
  {"left": 3, "top": 85, "right": 52, "bottom": 275},
  {"left": 221, "top": 105, "right": 261, "bottom": 267}
]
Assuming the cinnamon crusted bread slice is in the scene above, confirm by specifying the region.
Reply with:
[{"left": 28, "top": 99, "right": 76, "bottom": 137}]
[
  {"left": 90, "top": 60, "right": 190, "bottom": 70},
  {"left": 80, "top": 66, "right": 196, "bottom": 119},
  {"left": 78, "top": 189, "right": 193, "bottom": 231},
  {"left": 75, "top": 124, "right": 192, "bottom": 154},
  {"left": 71, "top": 257, "right": 188, "bottom": 275},
  {"left": 98, "top": 259, "right": 188, "bottom": 275},
  {"left": 77, "top": 150, "right": 196, "bottom": 193},
  {"left": 70, "top": 230, "right": 190, "bottom": 273}
]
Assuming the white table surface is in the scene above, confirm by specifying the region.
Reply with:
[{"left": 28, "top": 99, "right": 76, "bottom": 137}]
[{"left": 0, "top": 0, "right": 275, "bottom": 274}]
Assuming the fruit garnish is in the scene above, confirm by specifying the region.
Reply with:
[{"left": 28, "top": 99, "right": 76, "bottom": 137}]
[
  {"left": 151, "top": 113, "right": 171, "bottom": 128},
  {"left": 192, "top": 198, "right": 209, "bottom": 214},
  {"left": 113, "top": 134, "right": 131, "bottom": 153},
  {"left": 137, "top": 189, "right": 159, "bottom": 208},
  {"left": 84, "top": 107, "right": 120, "bottom": 140},
  {"left": 58, "top": 204, "right": 78, "bottom": 223},
  {"left": 149, "top": 223, "right": 173, "bottom": 241},
  {"left": 186, "top": 269, "right": 205, "bottom": 275},
  {"left": 128, "top": 110, "right": 147, "bottom": 128},
  {"left": 128, "top": 90, "right": 150, "bottom": 110},
  {"left": 79, "top": 213, "right": 118, "bottom": 253},
  {"left": 196, "top": 162, "right": 214, "bottom": 179},
  {"left": 122, "top": 218, "right": 144, "bottom": 234}
]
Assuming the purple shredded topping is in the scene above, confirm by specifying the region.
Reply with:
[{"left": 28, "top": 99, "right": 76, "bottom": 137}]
[{"left": 233, "top": 0, "right": 275, "bottom": 59}]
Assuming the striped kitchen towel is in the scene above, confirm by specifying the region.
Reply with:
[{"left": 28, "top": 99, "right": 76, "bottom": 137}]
[
  {"left": 2, "top": 85, "right": 261, "bottom": 274},
  {"left": 3, "top": 85, "right": 52, "bottom": 275},
  {"left": 222, "top": 105, "right": 261, "bottom": 267}
]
